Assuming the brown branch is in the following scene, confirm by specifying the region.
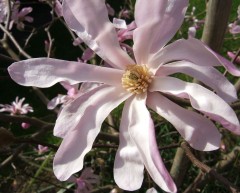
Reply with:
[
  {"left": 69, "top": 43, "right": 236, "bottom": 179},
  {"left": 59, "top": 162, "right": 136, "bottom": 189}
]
[
  {"left": 15, "top": 138, "right": 58, "bottom": 151},
  {"left": 184, "top": 146, "right": 240, "bottom": 193},
  {"left": 0, "top": 113, "right": 54, "bottom": 128},
  {"left": 0, "top": 24, "right": 31, "bottom": 59},
  {"left": 170, "top": 147, "right": 191, "bottom": 188},
  {"left": 181, "top": 142, "right": 239, "bottom": 193},
  {"left": 201, "top": 0, "right": 232, "bottom": 52}
]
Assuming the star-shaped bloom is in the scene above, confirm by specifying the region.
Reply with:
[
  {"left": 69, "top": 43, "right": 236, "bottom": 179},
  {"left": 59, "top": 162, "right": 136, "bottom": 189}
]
[
  {"left": 0, "top": 97, "right": 33, "bottom": 115},
  {"left": 8, "top": 0, "right": 240, "bottom": 192}
]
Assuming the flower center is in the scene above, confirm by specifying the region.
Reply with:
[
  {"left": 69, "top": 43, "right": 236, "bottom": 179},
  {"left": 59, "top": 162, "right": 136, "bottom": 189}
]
[{"left": 122, "top": 64, "right": 153, "bottom": 94}]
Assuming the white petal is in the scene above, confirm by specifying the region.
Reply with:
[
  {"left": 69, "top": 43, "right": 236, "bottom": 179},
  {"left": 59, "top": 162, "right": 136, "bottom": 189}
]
[
  {"left": 127, "top": 95, "right": 177, "bottom": 193},
  {"left": 150, "top": 77, "right": 240, "bottom": 135},
  {"left": 147, "top": 92, "right": 221, "bottom": 151},
  {"left": 54, "top": 85, "right": 131, "bottom": 138},
  {"left": 114, "top": 97, "right": 144, "bottom": 191},
  {"left": 53, "top": 85, "right": 131, "bottom": 181},
  {"left": 156, "top": 61, "right": 237, "bottom": 103},
  {"left": 62, "top": 0, "right": 134, "bottom": 69},
  {"left": 133, "top": 0, "right": 188, "bottom": 64},
  {"left": 8, "top": 58, "right": 123, "bottom": 87},
  {"left": 149, "top": 38, "right": 240, "bottom": 75}
]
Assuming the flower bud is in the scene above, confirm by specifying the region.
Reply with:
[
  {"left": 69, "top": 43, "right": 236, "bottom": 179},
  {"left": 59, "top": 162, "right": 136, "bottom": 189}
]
[{"left": 21, "top": 122, "right": 30, "bottom": 129}]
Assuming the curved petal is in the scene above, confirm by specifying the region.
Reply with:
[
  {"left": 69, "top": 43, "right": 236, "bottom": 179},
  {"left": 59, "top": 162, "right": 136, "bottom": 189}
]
[
  {"left": 149, "top": 38, "right": 240, "bottom": 75},
  {"left": 47, "top": 95, "right": 68, "bottom": 110},
  {"left": 146, "top": 187, "right": 158, "bottom": 193},
  {"left": 53, "top": 85, "right": 131, "bottom": 181},
  {"left": 215, "top": 53, "right": 240, "bottom": 76},
  {"left": 126, "top": 94, "right": 176, "bottom": 193},
  {"left": 114, "top": 97, "right": 144, "bottom": 191},
  {"left": 133, "top": 0, "right": 188, "bottom": 64},
  {"left": 62, "top": 0, "right": 134, "bottom": 69},
  {"left": 149, "top": 77, "right": 240, "bottom": 135},
  {"left": 8, "top": 58, "right": 123, "bottom": 88},
  {"left": 147, "top": 92, "right": 221, "bottom": 151},
  {"left": 156, "top": 61, "right": 237, "bottom": 103},
  {"left": 54, "top": 85, "right": 131, "bottom": 138}
]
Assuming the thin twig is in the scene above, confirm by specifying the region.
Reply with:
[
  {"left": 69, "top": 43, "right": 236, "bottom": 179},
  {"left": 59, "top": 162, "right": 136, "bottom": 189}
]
[
  {"left": 181, "top": 141, "right": 239, "bottom": 193},
  {"left": 0, "top": 24, "right": 31, "bottom": 59},
  {"left": 0, "top": 113, "right": 54, "bottom": 128}
]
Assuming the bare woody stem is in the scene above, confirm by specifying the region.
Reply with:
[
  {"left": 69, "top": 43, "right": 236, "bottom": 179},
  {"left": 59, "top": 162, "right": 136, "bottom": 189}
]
[
  {"left": 201, "top": 0, "right": 232, "bottom": 52},
  {"left": 181, "top": 142, "right": 239, "bottom": 193},
  {"left": 184, "top": 146, "right": 240, "bottom": 193},
  {"left": 0, "top": 24, "right": 31, "bottom": 59}
]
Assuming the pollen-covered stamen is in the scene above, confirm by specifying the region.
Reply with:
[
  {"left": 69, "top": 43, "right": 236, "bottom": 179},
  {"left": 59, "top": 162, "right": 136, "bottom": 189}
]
[{"left": 122, "top": 64, "right": 153, "bottom": 94}]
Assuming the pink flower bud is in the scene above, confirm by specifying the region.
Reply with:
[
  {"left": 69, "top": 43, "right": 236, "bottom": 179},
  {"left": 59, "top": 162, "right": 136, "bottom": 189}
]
[{"left": 21, "top": 122, "right": 30, "bottom": 129}]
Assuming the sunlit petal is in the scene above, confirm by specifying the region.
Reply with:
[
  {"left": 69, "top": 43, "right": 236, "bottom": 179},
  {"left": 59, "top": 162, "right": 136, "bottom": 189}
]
[
  {"left": 54, "top": 85, "right": 131, "bottom": 138},
  {"left": 127, "top": 95, "right": 177, "bottom": 193},
  {"left": 8, "top": 58, "right": 123, "bottom": 87},
  {"left": 147, "top": 92, "right": 221, "bottom": 151},
  {"left": 63, "top": 0, "right": 134, "bottom": 69},
  {"left": 149, "top": 38, "right": 240, "bottom": 74},
  {"left": 114, "top": 97, "right": 144, "bottom": 191},
  {"left": 53, "top": 86, "right": 131, "bottom": 181},
  {"left": 156, "top": 61, "right": 237, "bottom": 103},
  {"left": 150, "top": 77, "right": 240, "bottom": 135},
  {"left": 133, "top": 0, "right": 188, "bottom": 64}
]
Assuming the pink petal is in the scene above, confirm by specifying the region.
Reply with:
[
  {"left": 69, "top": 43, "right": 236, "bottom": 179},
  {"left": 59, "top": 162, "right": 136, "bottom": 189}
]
[
  {"left": 133, "top": 0, "right": 188, "bottom": 64},
  {"left": 188, "top": 26, "right": 196, "bottom": 38},
  {"left": 60, "top": 81, "right": 78, "bottom": 92},
  {"left": 8, "top": 58, "right": 124, "bottom": 88},
  {"left": 114, "top": 97, "right": 144, "bottom": 191},
  {"left": 54, "top": 85, "right": 131, "bottom": 138},
  {"left": 53, "top": 86, "right": 131, "bottom": 181},
  {"left": 149, "top": 38, "right": 240, "bottom": 75},
  {"left": 127, "top": 94, "right": 176, "bottom": 193},
  {"left": 54, "top": 0, "right": 63, "bottom": 17},
  {"left": 149, "top": 77, "right": 240, "bottom": 135},
  {"left": 215, "top": 53, "right": 240, "bottom": 76},
  {"left": 18, "top": 7, "right": 33, "bottom": 17},
  {"left": 227, "top": 51, "right": 240, "bottom": 64},
  {"left": 147, "top": 92, "right": 221, "bottom": 151},
  {"left": 112, "top": 18, "right": 127, "bottom": 29},
  {"left": 156, "top": 61, "right": 237, "bottom": 103},
  {"left": 62, "top": 0, "right": 134, "bottom": 69},
  {"left": 146, "top": 188, "right": 158, "bottom": 193},
  {"left": 229, "top": 22, "right": 240, "bottom": 34},
  {"left": 47, "top": 95, "right": 68, "bottom": 110}
]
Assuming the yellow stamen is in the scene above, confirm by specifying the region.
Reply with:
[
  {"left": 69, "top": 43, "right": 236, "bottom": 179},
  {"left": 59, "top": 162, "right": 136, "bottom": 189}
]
[{"left": 122, "top": 64, "right": 153, "bottom": 94}]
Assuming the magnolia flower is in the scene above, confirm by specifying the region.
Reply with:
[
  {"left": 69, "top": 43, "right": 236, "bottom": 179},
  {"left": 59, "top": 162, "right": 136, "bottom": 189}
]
[
  {"left": 48, "top": 82, "right": 100, "bottom": 110},
  {"left": 67, "top": 168, "right": 99, "bottom": 193},
  {"left": 0, "top": 0, "right": 33, "bottom": 29},
  {"left": 8, "top": 0, "right": 240, "bottom": 192},
  {"left": 37, "top": 144, "right": 49, "bottom": 154},
  {"left": 71, "top": 168, "right": 100, "bottom": 193},
  {"left": 229, "top": 22, "right": 240, "bottom": 35},
  {"left": 228, "top": 5, "right": 240, "bottom": 35},
  {"left": 0, "top": 97, "right": 33, "bottom": 115},
  {"left": 184, "top": 6, "right": 204, "bottom": 29}
]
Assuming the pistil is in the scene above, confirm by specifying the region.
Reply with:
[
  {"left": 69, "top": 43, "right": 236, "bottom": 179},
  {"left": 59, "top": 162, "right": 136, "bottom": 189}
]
[{"left": 122, "top": 64, "right": 153, "bottom": 94}]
